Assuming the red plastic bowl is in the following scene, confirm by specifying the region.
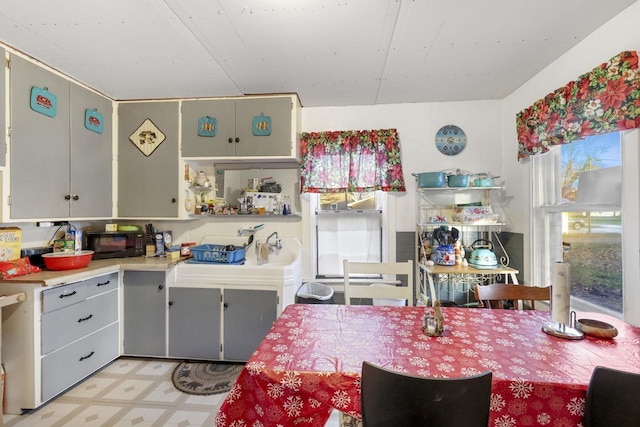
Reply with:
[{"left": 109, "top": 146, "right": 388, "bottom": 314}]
[{"left": 42, "top": 250, "right": 94, "bottom": 270}]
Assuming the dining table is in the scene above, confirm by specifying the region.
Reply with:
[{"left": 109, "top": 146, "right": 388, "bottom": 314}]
[{"left": 215, "top": 304, "right": 640, "bottom": 427}]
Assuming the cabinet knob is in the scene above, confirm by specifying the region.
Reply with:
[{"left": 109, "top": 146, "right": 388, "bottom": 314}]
[
  {"left": 158, "top": 285, "right": 164, "bottom": 290},
  {"left": 228, "top": 138, "right": 233, "bottom": 143},
  {"left": 73, "top": 195, "right": 79, "bottom": 201},
  {"left": 223, "top": 302, "right": 229, "bottom": 308},
  {"left": 235, "top": 137, "right": 240, "bottom": 143},
  {"left": 64, "top": 194, "right": 71, "bottom": 200},
  {"left": 171, "top": 198, "right": 176, "bottom": 203},
  {"left": 168, "top": 301, "right": 173, "bottom": 307}
]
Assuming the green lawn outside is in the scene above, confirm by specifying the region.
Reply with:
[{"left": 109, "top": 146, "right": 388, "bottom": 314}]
[{"left": 563, "top": 232, "right": 622, "bottom": 312}]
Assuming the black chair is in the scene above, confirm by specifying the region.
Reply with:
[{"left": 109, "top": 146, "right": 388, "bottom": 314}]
[
  {"left": 360, "top": 361, "right": 492, "bottom": 427},
  {"left": 584, "top": 366, "right": 640, "bottom": 427}
]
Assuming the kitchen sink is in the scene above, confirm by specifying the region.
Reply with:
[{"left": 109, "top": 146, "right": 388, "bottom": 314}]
[{"left": 172, "top": 237, "right": 302, "bottom": 288}]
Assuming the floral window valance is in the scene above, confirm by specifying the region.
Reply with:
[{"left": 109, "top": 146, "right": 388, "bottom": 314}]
[
  {"left": 517, "top": 51, "right": 640, "bottom": 161},
  {"left": 300, "top": 128, "right": 406, "bottom": 193}
]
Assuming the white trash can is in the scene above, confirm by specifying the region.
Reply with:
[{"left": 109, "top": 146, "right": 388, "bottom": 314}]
[{"left": 297, "top": 282, "right": 335, "bottom": 304}]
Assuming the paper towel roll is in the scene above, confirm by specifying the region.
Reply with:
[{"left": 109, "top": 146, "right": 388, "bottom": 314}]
[{"left": 552, "top": 262, "right": 571, "bottom": 324}]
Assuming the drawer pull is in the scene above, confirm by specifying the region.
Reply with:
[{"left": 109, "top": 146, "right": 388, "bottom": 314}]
[
  {"left": 97, "top": 280, "right": 110, "bottom": 287},
  {"left": 79, "top": 351, "right": 95, "bottom": 362},
  {"left": 78, "top": 314, "right": 93, "bottom": 323},
  {"left": 59, "top": 291, "right": 77, "bottom": 299}
]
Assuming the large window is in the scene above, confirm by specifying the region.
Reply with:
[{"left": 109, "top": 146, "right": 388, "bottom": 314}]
[{"left": 532, "top": 130, "right": 639, "bottom": 319}]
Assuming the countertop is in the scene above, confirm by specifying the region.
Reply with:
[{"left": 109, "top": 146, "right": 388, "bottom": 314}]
[{"left": 0, "top": 255, "right": 186, "bottom": 287}]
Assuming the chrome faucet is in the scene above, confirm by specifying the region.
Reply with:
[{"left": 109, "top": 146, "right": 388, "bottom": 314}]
[{"left": 266, "top": 232, "right": 282, "bottom": 249}]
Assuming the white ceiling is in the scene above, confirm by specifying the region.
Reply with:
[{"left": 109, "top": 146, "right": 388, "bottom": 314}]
[{"left": 0, "top": 0, "right": 635, "bottom": 107}]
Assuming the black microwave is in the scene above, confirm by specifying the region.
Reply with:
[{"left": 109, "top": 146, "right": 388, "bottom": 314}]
[{"left": 84, "top": 231, "right": 145, "bottom": 259}]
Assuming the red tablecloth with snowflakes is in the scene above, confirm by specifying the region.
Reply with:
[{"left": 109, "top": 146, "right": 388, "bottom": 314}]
[{"left": 216, "top": 304, "right": 640, "bottom": 427}]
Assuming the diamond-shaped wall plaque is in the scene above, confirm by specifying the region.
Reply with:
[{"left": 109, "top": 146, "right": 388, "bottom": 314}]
[{"left": 129, "top": 118, "right": 166, "bottom": 157}]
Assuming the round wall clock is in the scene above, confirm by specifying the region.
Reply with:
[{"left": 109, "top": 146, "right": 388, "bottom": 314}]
[{"left": 435, "top": 125, "right": 467, "bottom": 155}]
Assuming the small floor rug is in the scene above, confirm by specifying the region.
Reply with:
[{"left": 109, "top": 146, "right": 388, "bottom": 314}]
[{"left": 171, "top": 361, "right": 244, "bottom": 395}]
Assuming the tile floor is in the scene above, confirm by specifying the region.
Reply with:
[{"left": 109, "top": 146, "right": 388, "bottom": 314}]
[{"left": 2, "top": 357, "right": 340, "bottom": 427}]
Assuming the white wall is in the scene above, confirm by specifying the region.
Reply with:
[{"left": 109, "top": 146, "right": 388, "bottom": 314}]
[
  {"left": 302, "top": 100, "right": 503, "bottom": 234},
  {"left": 501, "top": 1, "right": 640, "bottom": 283}
]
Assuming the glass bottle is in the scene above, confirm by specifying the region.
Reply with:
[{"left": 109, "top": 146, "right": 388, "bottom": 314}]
[{"left": 272, "top": 196, "right": 281, "bottom": 215}]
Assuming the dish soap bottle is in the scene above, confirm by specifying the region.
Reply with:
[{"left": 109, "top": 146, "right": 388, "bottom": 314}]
[{"left": 282, "top": 195, "right": 291, "bottom": 215}]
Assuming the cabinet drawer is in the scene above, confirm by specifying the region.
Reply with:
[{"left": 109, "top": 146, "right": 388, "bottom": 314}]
[
  {"left": 85, "top": 272, "right": 119, "bottom": 297},
  {"left": 41, "top": 322, "right": 119, "bottom": 402},
  {"left": 41, "top": 289, "right": 118, "bottom": 355},
  {"left": 42, "top": 281, "right": 87, "bottom": 313}
]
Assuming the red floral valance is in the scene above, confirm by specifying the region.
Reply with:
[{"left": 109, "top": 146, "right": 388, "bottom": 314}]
[
  {"left": 300, "top": 128, "right": 406, "bottom": 193},
  {"left": 517, "top": 51, "right": 640, "bottom": 161}
]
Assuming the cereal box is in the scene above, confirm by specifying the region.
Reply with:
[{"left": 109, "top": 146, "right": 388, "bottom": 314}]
[
  {"left": 0, "top": 227, "right": 21, "bottom": 261},
  {"left": 64, "top": 230, "right": 83, "bottom": 251}
]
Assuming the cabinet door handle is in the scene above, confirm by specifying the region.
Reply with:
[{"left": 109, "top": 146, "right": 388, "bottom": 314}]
[
  {"left": 234, "top": 137, "right": 240, "bottom": 143},
  {"left": 97, "top": 280, "right": 110, "bottom": 287},
  {"left": 223, "top": 302, "right": 229, "bottom": 308},
  {"left": 228, "top": 137, "right": 233, "bottom": 143},
  {"left": 78, "top": 314, "right": 93, "bottom": 323},
  {"left": 72, "top": 195, "right": 79, "bottom": 201},
  {"left": 158, "top": 285, "right": 164, "bottom": 290},
  {"left": 64, "top": 194, "right": 71, "bottom": 200},
  {"left": 79, "top": 351, "right": 95, "bottom": 362},
  {"left": 168, "top": 301, "right": 173, "bottom": 307},
  {"left": 59, "top": 291, "right": 77, "bottom": 299},
  {"left": 171, "top": 198, "right": 176, "bottom": 203}
]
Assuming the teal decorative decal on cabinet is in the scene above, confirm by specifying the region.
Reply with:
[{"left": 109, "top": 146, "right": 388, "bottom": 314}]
[
  {"left": 85, "top": 108, "right": 104, "bottom": 134},
  {"left": 252, "top": 113, "right": 272, "bottom": 136},
  {"left": 30, "top": 86, "right": 57, "bottom": 117},
  {"left": 197, "top": 116, "right": 217, "bottom": 137}
]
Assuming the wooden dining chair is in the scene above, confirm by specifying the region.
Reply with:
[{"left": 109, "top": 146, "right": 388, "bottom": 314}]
[
  {"left": 343, "top": 260, "right": 414, "bottom": 306},
  {"left": 360, "top": 361, "right": 492, "bottom": 427},
  {"left": 473, "top": 283, "right": 551, "bottom": 310},
  {"left": 584, "top": 366, "right": 640, "bottom": 427}
]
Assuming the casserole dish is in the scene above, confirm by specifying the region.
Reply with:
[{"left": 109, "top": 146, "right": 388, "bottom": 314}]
[{"left": 413, "top": 172, "right": 446, "bottom": 188}]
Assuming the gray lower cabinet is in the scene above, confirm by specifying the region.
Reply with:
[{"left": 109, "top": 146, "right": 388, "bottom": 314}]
[
  {"left": 123, "top": 270, "right": 167, "bottom": 356},
  {"left": 40, "top": 272, "right": 119, "bottom": 403},
  {"left": 118, "top": 101, "right": 179, "bottom": 218},
  {"left": 223, "top": 289, "right": 277, "bottom": 361},
  {"left": 181, "top": 96, "right": 294, "bottom": 157},
  {"left": 42, "top": 323, "right": 118, "bottom": 401},
  {"left": 168, "top": 287, "right": 221, "bottom": 359},
  {"left": 10, "top": 55, "right": 113, "bottom": 219},
  {"left": 166, "top": 287, "right": 276, "bottom": 361}
]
